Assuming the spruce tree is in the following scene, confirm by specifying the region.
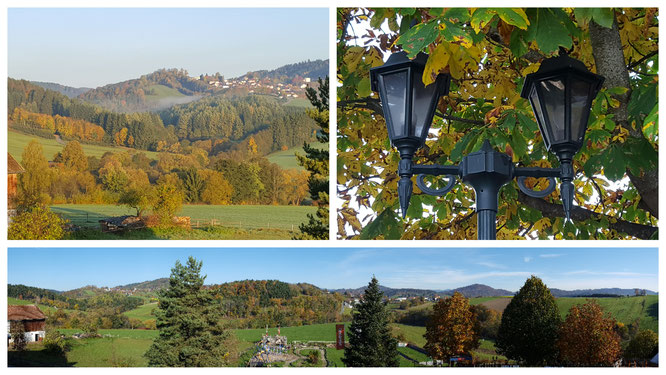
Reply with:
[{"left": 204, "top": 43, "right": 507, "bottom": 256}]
[
  {"left": 496, "top": 276, "right": 561, "bottom": 366},
  {"left": 294, "top": 77, "right": 329, "bottom": 239},
  {"left": 342, "top": 276, "right": 399, "bottom": 367},
  {"left": 145, "top": 257, "right": 235, "bottom": 367}
]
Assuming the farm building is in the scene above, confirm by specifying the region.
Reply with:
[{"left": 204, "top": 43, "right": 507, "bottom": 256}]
[
  {"left": 8, "top": 305, "right": 46, "bottom": 343},
  {"left": 7, "top": 153, "right": 24, "bottom": 210}
]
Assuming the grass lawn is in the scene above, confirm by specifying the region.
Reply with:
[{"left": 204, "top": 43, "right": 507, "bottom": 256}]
[
  {"left": 51, "top": 204, "right": 315, "bottom": 231},
  {"left": 8, "top": 130, "right": 158, "bottom": 161},
  {"left": 66, "top": 226, "right": 296, "bottom": 240},
  {"left": 123, "top": 303, "right": 158, "bottom": 322},
  {"left": 391, "top": 324, "right": 426, "bottom": 347},
  {"left": 144, "top": 84, "right": 185, "bottom": 100},
  {"left": 266, "top": 142, "right": 327, "bottom": 170},
  {"left": 398, "top": 346, "right": 430, "bottom": 362},
  {"left": 283, "top": 97, "right": 312, "bottom": 108},
  {"left": 234, "top": 323, "right": 347, "bottom": 343},
  {"left": 325, "top": 347, "right": 345, "bottom": 367}
]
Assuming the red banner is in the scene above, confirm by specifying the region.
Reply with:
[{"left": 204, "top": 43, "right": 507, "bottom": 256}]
[{"left": 336, "top": 324, "right": 345, "bottom": 349}]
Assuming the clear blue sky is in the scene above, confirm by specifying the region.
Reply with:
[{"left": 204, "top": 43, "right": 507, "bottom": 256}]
[
  {"left": 7, "top": 247, "right": 658, "bottom": 292},
  {"left": 8, "top": 8, "right": 329, "bottom": 87}
]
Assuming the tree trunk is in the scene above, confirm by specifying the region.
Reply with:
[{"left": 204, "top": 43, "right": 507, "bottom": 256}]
[{"left": 589, "top": 18, "right": 658, "bottom": 218}]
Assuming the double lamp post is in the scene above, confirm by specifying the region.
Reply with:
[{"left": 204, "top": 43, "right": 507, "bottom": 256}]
[{"left": 370, "top": 50, "right": 604, "bottom": 240}]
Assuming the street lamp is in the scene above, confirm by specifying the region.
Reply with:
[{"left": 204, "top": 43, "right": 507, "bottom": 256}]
[{"left": 370, "top": 51, "right": 604, "bottom": 240}]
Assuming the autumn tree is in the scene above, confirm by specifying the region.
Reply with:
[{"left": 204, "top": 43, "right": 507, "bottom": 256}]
[
  {"left": 16, "top": 140, "right": 52, "bottom": 209},
  {"left": 623, "top": 329, "right": 658, "bottom": 361},
  {"left": 424, "top": 292, "right": 480, "bottom": 360},
  {"left": 295, "top": 77, "right": 330, "bottom": 239},
  {"left": 337, "top": 8, "right": 658, "bottom": 240},
  {"left": 55, "top": 140, "right": 88, "bottom": 172},
  {"left": 152, "top": 180, "right": 184, "bottom": 225},
  {"left": 496, "top": 276, "right": 561, "bottom": 366},
  {"left": 343, "top": 276, "right": 399, "bottom": 367},
  {"left": 145, "top": 257, "right": 236, "bottom": 367},
  {"left": 8, "top": 206, "right": 68, "bottom": 240},
  {"left": 200, "top": 170, "right": 233, "bottom": 205},
  {"left": 557, "top": 300, "right": 621, "bottom": 366}
]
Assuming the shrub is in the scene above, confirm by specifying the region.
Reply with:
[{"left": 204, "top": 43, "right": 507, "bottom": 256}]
[
  {"left": 8, "top": 206, "right": 67, "bottom": 240},
  {"left": 44, "top": 330, "right": 70, "bottom": 353},
  {"left": 624, "top": 330, "right": 658, "bottom": 360}
]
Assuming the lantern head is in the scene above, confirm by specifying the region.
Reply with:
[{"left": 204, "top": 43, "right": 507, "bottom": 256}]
[{"left": 521, "top": 53, "right": 605, "bottom": 162}]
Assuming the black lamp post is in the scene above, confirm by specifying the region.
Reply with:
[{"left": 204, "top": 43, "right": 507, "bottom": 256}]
[{"left": 370, "top": 51, "right": 604, "bottom": 240}]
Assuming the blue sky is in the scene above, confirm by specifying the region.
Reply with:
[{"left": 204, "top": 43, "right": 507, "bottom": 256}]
[
  {"left": 8, "top": 8, "right": 329, "bottom": 87},
  {"left": 7, "top": 247, "right": 658, "bottom": 292}
]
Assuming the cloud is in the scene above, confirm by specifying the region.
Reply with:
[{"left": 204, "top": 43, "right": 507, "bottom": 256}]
[
  {"left": 477, "top": 261, "right": 507, "bottom": 269},
  {"left": 524, "top": 257, "right": 533, "bottom": 263},
  {"left": 539, "top": 253, "right": 563, "bottom": 258},
  {"left": 563, "top": 270, "right": 655, "bottom": 277}
]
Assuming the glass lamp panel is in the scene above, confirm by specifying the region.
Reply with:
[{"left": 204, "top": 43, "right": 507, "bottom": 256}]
[
  {"left": 570, "top": 78, "right": 593, "bottom": 143},
  {"left": 411, "top": 72, "right": 438, "bottom": 141},
  {"left": 380, "top": 70, "right": 408, "bottom": 139},
  {"left": 529, "top": 85, "right": 551, "bottom": 148},
  {"left": 539, "top": 79, "right": 566, "bottom": 143}
]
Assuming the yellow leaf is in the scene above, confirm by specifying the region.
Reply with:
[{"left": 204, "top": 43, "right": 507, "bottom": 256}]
[
  {"left": 521, "top": 63, "right": 541, "bottom": 76},
  {"left": 343, "top": 46, "right": 365, "bottom": 72},
  {"left": 422, "top": 43, "right": 450, "bottom": 86}
]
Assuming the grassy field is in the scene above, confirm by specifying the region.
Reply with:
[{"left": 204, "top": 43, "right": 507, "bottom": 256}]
[
  {"left": 234, "top": 323, "right": 347, "bottom": 343},
  {"left": 398, "top": 346, "right": 430, "bottom": 362},
  {"left": 7, "top": 297, "right": 77, "bottom": 315},
  {"left": 392, "top": 323, "right": 426, "bottom": 347},
  {"left": 8, "top": 130, "right": 159, "bottom": 161},
  {"left": 123, "top": 303, "right": 158, "bottom": 322},
  {"left": 266, "top": 142, "right": 327, "bottom": 170},
  {"left": 556, "top": 295, "right": 658, "bottom": 333},
  {"left": 51, "top": 204, "right": 315, "bottom": 231},
  {"left": 144, "top": 84, "right": 186, "bottom": 100}
]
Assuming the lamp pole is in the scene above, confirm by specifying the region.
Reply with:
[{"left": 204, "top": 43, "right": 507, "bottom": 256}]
[{"left": 370, "top": 50, "right": 604, "bottom": 240}]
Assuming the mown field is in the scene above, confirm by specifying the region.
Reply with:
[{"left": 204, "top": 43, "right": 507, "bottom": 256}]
[
  {"left": 123, "top": 302, "right": 158, "bottom": 322},
  {"left": 266, "top": 142, "right": 327, "bottom": 170},
  {"left": 8, "top": 130, "right": 159, "bottom": 161},
  {"left": 7, "top": 297, "right": 77, "bottom": 315},
  {"left": 51, "top": 204, "right": 315, "bottom": 230}
]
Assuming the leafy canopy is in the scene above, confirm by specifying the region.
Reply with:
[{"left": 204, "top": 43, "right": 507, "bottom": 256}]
[{"left": 337, "top": 8, "right": 658, "bottom": 240}]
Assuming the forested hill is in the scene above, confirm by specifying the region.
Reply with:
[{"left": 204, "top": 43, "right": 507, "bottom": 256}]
[
  {"left": 31, "top": 81, "right": 91, "bottom": 98},
  {"left": 8, "top": 78, "right": 316, "bottom": 156},
  {"left": 240, "top": 59, "right": 329, "bottom": 81},
  {"left": 78, "top": 68, "right": 212, "bottom": 112}
]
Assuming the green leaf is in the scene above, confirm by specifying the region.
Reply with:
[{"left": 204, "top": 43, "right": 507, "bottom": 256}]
[
  {"left": 628, "top": 83, "right": 657, "bottom": 123},
  {"left": 450, "top": 131, "right": 478, "bottom": 161},
  {"left": 586, "top": 129, "right": 611, "bottom": 143},
  {"left": 590, "top": 8, "right": 615, "bottom": 28},
  {"left": 405, "top": 194, "right": 424, "bottom": 219},
  {"left": 360, "top": 209, "right": 402, "bottom": 239},
  {"left": 583, "top": 154, "right": 603, "bottom": 177},
  {"left": 444, "top": 8, "right": 470, "bottom": 23},
  {"left": 527, "top": 8, "right": 573, "bottom": 54},
  {"left": 517, "top": 112, "right": 538, "bottom": 133},
  {"left": 602, "top": 145, "right": 626, "bottom": 180},
  {"left": 357, "top": 77, "right": 371, "bottom": 97},
  {"left": 470, "top": 8, "right": 497, "bottom": 33},
  {"left": 370, "top": 9, "right": 387, "bottom": 29},
  {"left": 509, "top": 29, "right": 528, "bottom": 57},
  {"left": 511, "top": 128, "right": 528, "bottom": 157},
  {"left": 494, "top": 8, "right": 529, "bottom": 29},
  {"left": 440, "top": 19, "right": 473, "bottom": 47},
  {"left": 642, "top": 103, "right": 658, "bottom": 141},
  {"left": 395, "top": 21, "right": 439, "bottom": 57}
]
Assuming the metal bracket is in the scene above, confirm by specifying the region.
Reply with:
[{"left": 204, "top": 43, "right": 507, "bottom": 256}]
[
  {"left": 416, "top": 174, "right": 457, "bottom": 196},
  {"left": 516, "top": 176, "right": 557, "bottom": 198}
]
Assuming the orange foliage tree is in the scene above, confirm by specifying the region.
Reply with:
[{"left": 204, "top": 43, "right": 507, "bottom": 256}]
[
  {"left": 557, "top": 300, "right": 621, "bottom": 366},
  {"left": 424, "top": 292, "right": 480, "bottom": 360}
]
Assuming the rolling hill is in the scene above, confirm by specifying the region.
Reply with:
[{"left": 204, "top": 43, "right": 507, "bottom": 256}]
[{"left": 30, "top": 81, "right": 91, "bottom": 98}]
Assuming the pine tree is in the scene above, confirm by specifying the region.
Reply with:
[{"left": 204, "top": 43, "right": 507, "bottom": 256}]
[
  {"left": 342, "top": 276, "right": 399, "bottom": 367},
  {"left": 145, "top": 257, "right": 236, "bottom": 367},
  {"left": 294, "top": 77, "right": 329, "bottom": 239},
  {"left": 496, "top": 276, "right": 561, "bottom": 366}
]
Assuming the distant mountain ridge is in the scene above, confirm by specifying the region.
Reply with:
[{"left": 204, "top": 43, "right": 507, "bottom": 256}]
[
  {"left": 30, "top": 81, "right": 91, "bottom": 98},
  {"left": 240, "top": 59, "right": 329, "bottom": 81},
  {"left": 9, "top": 279, "right": 657, "bottom": 299}
]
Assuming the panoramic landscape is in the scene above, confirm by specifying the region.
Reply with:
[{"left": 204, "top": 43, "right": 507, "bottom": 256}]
[
  {"left": 7, "top": 8, "right": 330, "bottom": 240},
  {"left": 7, "top": 247, "right": 659, "bottom": 367}
]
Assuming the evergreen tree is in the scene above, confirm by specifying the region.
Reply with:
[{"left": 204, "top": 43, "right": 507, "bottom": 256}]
[
  {"left": 342, "top": 276, "right": 399, "bottom": 367},
  {"left": 145, "top": 257, "right": 235, "bottom": 367},
  {"left": 496, "top": 276, "right": 561, "bottom": 366},
  {"left": 294, "top": 77, "right": 329, "bottom": 239}
]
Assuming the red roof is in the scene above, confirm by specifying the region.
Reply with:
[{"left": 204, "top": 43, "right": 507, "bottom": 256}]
[
  {"left": 8, "top": 153, "right": 25, "bottom": 174},
  {"left": 8, "top": 305, "right": 46, "bottom": 321}
]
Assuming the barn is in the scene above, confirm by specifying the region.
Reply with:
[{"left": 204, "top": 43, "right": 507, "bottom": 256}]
[{"left": 8, "top": 305, "right": 47, "bottom": 343}]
